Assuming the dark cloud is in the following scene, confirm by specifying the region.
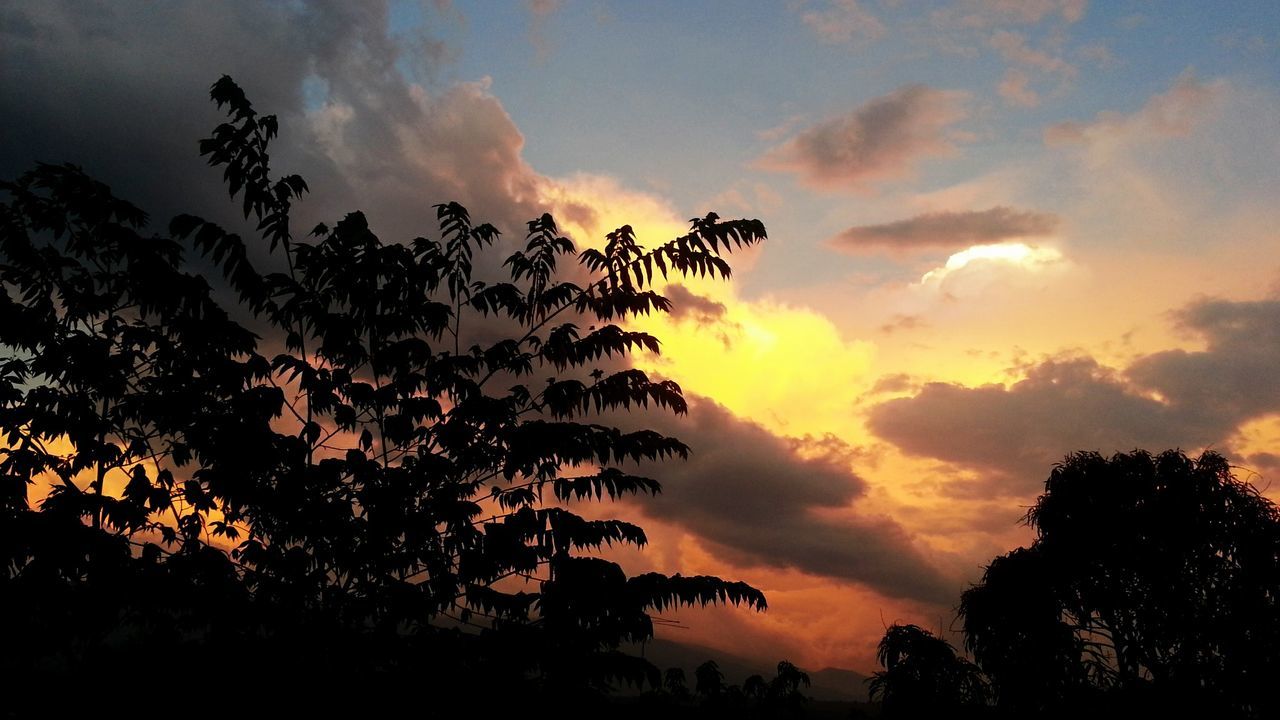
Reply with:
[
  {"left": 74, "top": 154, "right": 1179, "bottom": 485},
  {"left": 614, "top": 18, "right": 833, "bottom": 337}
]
[
  {"left": 664, "top": 284, "right": 728, "bottom": 325},
  {"left": 868, "top": 298, "right": 1280, "bottom": 495},
  {"left": 867, "top": 357, "right": 1218, "bottom": 495},
  {"left": 831, "top": 206, "right": 1059, "bottom": 253},
  {"left": 0, "top": 0, "right": 547, "bottom": 254},
  {"left": 1128, "top": 298, "right": 1280, "bottom": 427},
  {"left": 632, "top": 397, "right": 955, "bottom": 604},
  {"left": 757, "top": 85, "right": 968, "bottom": 190},
  {"left": 1242, "top": 452, "right": 1280, "bottom": 483}
]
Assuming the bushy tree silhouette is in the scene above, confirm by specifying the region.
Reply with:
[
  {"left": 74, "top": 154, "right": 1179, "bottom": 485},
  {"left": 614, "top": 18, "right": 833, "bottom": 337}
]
[
  {"left": 0, "top": 76, "right": 768, "bottom": 709},
  {"left": 960, "top": 449, "right": 1280, "bottom": 717},
  {"left": 868, "top": 623, "right": 989, "bottom": 717}
]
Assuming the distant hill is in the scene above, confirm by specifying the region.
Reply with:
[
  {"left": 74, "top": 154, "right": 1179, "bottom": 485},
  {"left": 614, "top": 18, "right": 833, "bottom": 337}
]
[{"left": 629, "top": 637, "right": 871, "bottom": 702}]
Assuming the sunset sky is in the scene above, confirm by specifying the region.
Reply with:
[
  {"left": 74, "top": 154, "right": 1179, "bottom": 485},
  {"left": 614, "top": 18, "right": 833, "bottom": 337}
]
[{"left": 4, "top": 0, "right": 1280, "bottom": 674}]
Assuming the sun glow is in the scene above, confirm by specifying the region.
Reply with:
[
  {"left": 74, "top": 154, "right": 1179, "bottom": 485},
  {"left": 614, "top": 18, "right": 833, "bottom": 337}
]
[
  {"left": 630, "top": 296, "right": 876, "bottom": 439},
  {"left": 919, "top": 242, "right": 1063, "bottom": 284}
]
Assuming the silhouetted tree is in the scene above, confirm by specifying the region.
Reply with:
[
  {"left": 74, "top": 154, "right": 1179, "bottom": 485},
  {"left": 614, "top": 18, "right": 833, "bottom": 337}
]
[
  {"left": 0, "top": 76, "right": 768, "bottom": 709},
  {"left": 868, "top": 623, "right": 989, "bottom": 717},
  {"left": 695, "top": 659, "right": 726, "bottom": 697},
  {"left": 664, "top": 667, "right": 690, "bottom": 697},
  {"left": 960, "top": 449, "right": 1280, "bottom": 718}
]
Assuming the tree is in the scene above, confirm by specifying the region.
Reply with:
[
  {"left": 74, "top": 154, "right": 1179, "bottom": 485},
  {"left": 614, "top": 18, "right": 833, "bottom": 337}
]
[
  {"left": 868, "top": 623, "right": 990, "bottom": 717},
  {"left": 960, "top": 449, "right": 1280, "bottom": 717},
  {"left": 0, "top": 76, "right": 768, "bottom": 708},
  {"left": 695, "top": 659, "right": 726, "bottom": 697}
]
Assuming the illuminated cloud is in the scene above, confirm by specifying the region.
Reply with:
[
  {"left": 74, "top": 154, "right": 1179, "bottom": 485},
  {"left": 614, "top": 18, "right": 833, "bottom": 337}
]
[
  {"left": 757, "top": 85, "right": 969, "bottom": 191},
  {"left": 917, "top": 242, "right": 1063, "bottom": 285},
  {"left": 800, "top": 0, "right": 886, "bottom": 45},
  {"left": 831, "top": 206, "right": 1060, "bottom": 253},
  {"left": 631, "top": 293, "right": 876, "bottom": 440}
]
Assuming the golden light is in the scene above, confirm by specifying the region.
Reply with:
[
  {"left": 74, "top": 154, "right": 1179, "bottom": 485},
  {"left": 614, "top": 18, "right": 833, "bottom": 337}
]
[
  {"left": 629, "top": 296, "right": 876, "bottom": 440},
  {"left": 919, "top": 242, "right": 1063, "bottom": 284}
]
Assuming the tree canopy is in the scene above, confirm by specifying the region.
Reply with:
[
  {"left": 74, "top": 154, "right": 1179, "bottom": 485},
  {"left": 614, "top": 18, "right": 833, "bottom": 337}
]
[
  {"left": 868, "top": 623, "right": 989, "bottom": 718},
  {"left": 0, "top": 76, "right": 770, "bottom": 710},
  {"left": 959, "top": 449, "right": 1280, "bottom": 717}
]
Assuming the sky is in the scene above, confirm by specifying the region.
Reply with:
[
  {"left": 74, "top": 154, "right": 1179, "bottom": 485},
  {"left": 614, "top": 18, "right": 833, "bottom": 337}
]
[{"left": 3, "top": 0, "right": 1280, "bottom": 674}]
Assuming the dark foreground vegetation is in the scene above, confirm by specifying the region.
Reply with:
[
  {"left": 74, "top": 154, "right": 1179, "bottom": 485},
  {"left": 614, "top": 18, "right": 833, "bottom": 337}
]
[
  {"left": 1, "top": 77, "right": 776, "bottom": 714},
  {"left": 871, "top": 449, "right": 1280, "bottom": 719}
]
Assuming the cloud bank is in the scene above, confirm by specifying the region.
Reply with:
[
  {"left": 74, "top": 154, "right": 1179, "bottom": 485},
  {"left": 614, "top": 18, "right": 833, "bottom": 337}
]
[{"left": 868, "top": 298, "right": 1280, "bottom": 495}]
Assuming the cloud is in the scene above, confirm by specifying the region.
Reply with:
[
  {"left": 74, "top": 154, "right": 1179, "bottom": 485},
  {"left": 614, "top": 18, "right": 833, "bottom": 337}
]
[
  {"left": 1077, "top": 43, "right": 1116, "bottom": 69},
  {"left": 634, "top": 397, "right": 954, "bottom": 604},
  {"left": 989, "top": 30, "right": 1076, "bottom": 80},
  {"left": 867, "top": 298, "right": 1280, "bottom": 495},
  {"left": 867, "top": 356, "right": 1206, "bottom": 494},
  {"left": 869, "top": 373, "right": 917, "bottom": 394},
  {"left": 757, "top": 85, "right": 969, "bottom": 190},
  {"left": 998, "top": 68, "right": 1039, "bottom": 107},
  {"left": 800, "top": 0, "right": 885, "bottom": 45},
  {"left": 0, "top": 0, "right": 549, "bottom": 253},
  {"left": 830, "top": 206, "right": 1059, "bottom": 253},
  {"left": 525, "top": 0, "right": 563, "bottom": 61},
  {"left": 1045, "top": 75, "right": 1225, "bottom": 145},
  {"left": 664, "top": 284, "right": 728, "bottom": 325},
  {"left": 879, "top": 315, "right": 927, "bottom": 335},
  {"left": 1128, "top": 298, "right": 1280, "bottom": 428},
  {"left": 944, "top": 0, "right": 1088, "bottom": 28}
]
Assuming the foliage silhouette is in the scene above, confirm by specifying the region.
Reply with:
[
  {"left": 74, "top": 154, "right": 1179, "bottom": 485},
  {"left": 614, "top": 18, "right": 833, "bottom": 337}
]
[
  {"left": 868, "top": 623, "right": 989, "bottom": 717},
  {"left": 959, "top": 449, "right": 1280, "bottom": 718},
  {"left": 0, "top": 76, "right": 770, "bottom": 708},
  {"left": 634, "top": 658, "right": 813, "bottom": 718}
]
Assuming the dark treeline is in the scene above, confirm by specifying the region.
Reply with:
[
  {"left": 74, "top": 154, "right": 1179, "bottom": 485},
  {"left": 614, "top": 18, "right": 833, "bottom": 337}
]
[{"left": 871, "top": 449, "right": 1280, "bottom": 719}]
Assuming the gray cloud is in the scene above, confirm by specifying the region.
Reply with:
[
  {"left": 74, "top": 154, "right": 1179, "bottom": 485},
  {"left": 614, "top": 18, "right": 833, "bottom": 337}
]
[
  {"left": 634, "top": 397, "right": 955, "bottom": 604},
  {"left": 868, "top": 356, "right": 1219, "bottom": 495},
  {"left": 757, "top": 85, "right": 968, "bottom": 190},
  {"left": 0, "top": 0, "right": 546, "bottom": 254},
  {"left": 868, "top": 298, "right": 1280, "bottom": 495},
  {"left": 664, "top": 284, "right": 728, "bottom": 325},
  {"left": 1128, "top": 298, "right": 1280, "bottom": 427},
  {"left": 831, "top": 206, "right": 1060, "bottom": 253}
]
